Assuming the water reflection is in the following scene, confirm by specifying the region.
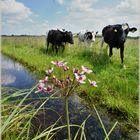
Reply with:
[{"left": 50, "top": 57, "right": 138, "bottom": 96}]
[{"left": 1, "top": 54, "right": 37, "bottom": 89}]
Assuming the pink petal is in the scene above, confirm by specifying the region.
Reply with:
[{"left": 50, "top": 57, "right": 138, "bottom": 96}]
[
  {"left": 88, "top": 79, "right": 97, "bottom": 87},
  {"left": 44, "top": 76, "right": 48, "bottom": 82},
  {"left": 82, "top": 66, "right": 92, "bottom": 74},
  {"left": 46, "top": 68, "right": 53, "bottom": 75}
]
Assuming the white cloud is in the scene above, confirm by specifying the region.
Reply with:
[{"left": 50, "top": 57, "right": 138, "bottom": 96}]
[
  {"left": 56, "top": 0, "right": 64, "bottom": 5},
  {"left": 69, "top": 0, "right": 97, "bottom": 12},
  {"left": 1, "top": 0, "right": 139, "bottom": 36},
  {"left": 1, "top": 0, "right": 50, "bottom": 35},
  {"left": 116, "top": 0, "right": 139, "bottom": 14},
  {"left": 63, "top": 0, "right": 139, "bottom": 36},
  {"left": 1, "top": 0, "right": 32, "bottom": 23},
  {"left": 56, "top": 11, "right": 62, "bottom": 14},
  {"left": 2, "top": 19, "right": 50, "bottom": 35},
  {"left": 2, "top": 74, "right": 16, "bottom": 85}
]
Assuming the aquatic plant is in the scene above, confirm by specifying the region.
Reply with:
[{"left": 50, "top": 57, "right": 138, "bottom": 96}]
[{"left": 35, "top": 60, "right": 98, "bottom": 140}]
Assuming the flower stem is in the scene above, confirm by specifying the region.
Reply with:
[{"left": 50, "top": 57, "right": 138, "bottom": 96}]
[{"left": 65, "top": 96, "right": 71, "bottom": 140}]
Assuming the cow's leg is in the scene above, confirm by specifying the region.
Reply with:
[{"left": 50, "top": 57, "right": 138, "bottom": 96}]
[
  {"left": 120, "top": 45, "right": 124, "bottom": 64},
  {"left": 106, "top": 45, "right": 108, "bottom": 54},
  {"left": 52, "top": 44, "right": 55, "bottom": 53},
  {"left": 85, "top": 41, "right": 89, "bottom": 47},
  {"left": 55, "top": 45, "right": 58, "bottom": 54},
  {"left": 88, "top": 41, "right": 92, "bottom": 47},
  {"left": 62, "top": 44, "right": 65, "bottom": 52},
  {"left": 100, "top": 37, "right": 104, "bottom": 54},
  {"left": 46, "top": 41, "right": 49, "bottom": 53},
  {"left": 109, "top": 47, "right": 113, "bottom": 62},
  {"left": 109, "top": 46, "right": 113, "bottom": 57},
  {"left": 78, "top": 40, "right": 81, "bottom": 47},
  {"left": 85, "top": 41, "right": 87, "bottom": 47},
  {"left": 89, "top": 42, "right": 92, "bottom": 48}
]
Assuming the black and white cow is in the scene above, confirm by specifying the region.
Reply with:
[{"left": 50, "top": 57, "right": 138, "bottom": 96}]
[
  {"left": 77, "top": 30, "right": 98, "bottom": 47},
  {"left": 46, "top": 29, "right": 74, "bottom": 53},
  {"left": 100, "top": 23, "right": 137, "bottom": 64}
]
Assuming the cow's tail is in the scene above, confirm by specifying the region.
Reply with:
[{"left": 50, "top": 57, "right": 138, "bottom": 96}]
[{"left": 46, "top": 32, "right": 49, "bottom": 53}]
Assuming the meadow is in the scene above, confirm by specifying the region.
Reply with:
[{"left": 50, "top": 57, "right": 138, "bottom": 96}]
[{"left": 1, "top": 35, "right": 139, "bottom": 132}]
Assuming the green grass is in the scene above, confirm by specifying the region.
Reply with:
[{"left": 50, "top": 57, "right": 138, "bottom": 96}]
[
  {"left": 1, "top": 86, "right": 61, "bottom": 139},
  {"left": 1, "top": 36, "right": 139, "bottom": 128},
  {"left": 1, "top": 87, "right": 118, "bottom": 140}
]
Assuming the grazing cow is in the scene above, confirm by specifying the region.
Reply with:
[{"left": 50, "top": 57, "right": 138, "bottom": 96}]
[
  {"left": 77, "top": 30, "right": 98, "bottom": 47},
  {"left": 100, "top": 23, "right": 137, "bottom": 64},
  {"left": 46, "top": 29, "right": 74, "bottom": 53}
]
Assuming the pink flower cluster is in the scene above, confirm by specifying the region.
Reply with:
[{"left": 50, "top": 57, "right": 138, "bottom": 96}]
[
  {"left": 51, "top": 60, "right": 69, "bottom": 71},
  {"left": 73, "top": 66, "right": 96, "bottom": 86},
  {"left": 88, "top": 79, "right": 97, "bottom": 87},
  {"left": 46, "top": 67, "right": 53, "bottom": 76},
  {"left": 35, "top": 60, "right": 97, "bottom": 95},
  {"left": 35, "top": 75, "right": 54, "bottom": 93}
]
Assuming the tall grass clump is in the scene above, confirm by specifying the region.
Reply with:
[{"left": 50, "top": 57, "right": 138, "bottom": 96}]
[{"left": 1, "top": 86, "right": 62, "bottom": 139}]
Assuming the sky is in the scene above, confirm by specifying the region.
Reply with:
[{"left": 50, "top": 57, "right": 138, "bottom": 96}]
[{"left": 1, "top": 0, "right": 140, "bottom": 36}]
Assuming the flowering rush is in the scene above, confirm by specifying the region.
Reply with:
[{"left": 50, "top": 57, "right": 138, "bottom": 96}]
[
  {"left": 73, "top": 68, "right": 81, "bottom": 75},
  {"left": 88, "top": 79, "right": 97, "bottom": 87},
  {"left": 35, "top": 60, "right": 97, "bottom": 95},
  {"left": 35, "top": 82, "right": 45, "bottom": 93},
  {"left": 73, "top": 68, "right": 87, "bottom": 84},
  {"left": 81, "top": 66, "right": 92, "bottom": 74},
  {"left": 39, "top": 76, "right": 48, "bottom": 83},
  {"left": 51, "top": 60, "right": 69, "bottom": 71},
  {"left": 44, "top": 85, "right": 54, "bottom": 93},
  {"left": 35, "top": 83, "right": 54, "bottom": 94},
  {"left": 46, "top": 68, "right": 53, "bottom": 75},
  {"left": 75, "top": 73, "right": 86, "bottom": 84}
]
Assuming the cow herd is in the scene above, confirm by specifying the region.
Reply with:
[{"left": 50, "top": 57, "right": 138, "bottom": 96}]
[{"left": 46, "top": 23, "right": 137, "bottom": 64}]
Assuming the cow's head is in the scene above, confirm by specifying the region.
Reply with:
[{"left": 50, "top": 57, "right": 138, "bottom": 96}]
[
  {"left": 91, "top": 31, "right": 98, "bottom": 42},
  {"left": 122, "top": 23, "right": 137, "bottom": 35},
  {"left": 64, "top": 31, "right": 74, "bottom": 44},
  {"left": 85, "top": 32, "right": 93, "bottom": 40}
]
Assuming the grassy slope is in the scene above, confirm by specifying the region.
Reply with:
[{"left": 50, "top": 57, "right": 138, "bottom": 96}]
[{"left": 1, "top": 36, "right": 139, "bottom": 128}]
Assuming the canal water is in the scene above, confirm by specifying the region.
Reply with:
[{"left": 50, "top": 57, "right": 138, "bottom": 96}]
[
  {"left": 1, "top": 54, "right": 138, "bottom": 140},
  {"left": 1, "top": 54, "right": 37, "bottom": 89}
]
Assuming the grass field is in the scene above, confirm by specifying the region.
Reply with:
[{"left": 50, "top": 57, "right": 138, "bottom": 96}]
[{"left": 1, "top": 36, "right": 139, "bottom": 129}]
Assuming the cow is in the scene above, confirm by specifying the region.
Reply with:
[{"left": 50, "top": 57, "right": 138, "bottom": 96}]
[
  {"left": 46, "top": 29, "right": 74, "bottom": 53},
  {"left": 77, "top": 30, "right": 98, "bottom": 47},
  {"left": 100, "top": 23, "right": 137, "bottom": 65}
]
